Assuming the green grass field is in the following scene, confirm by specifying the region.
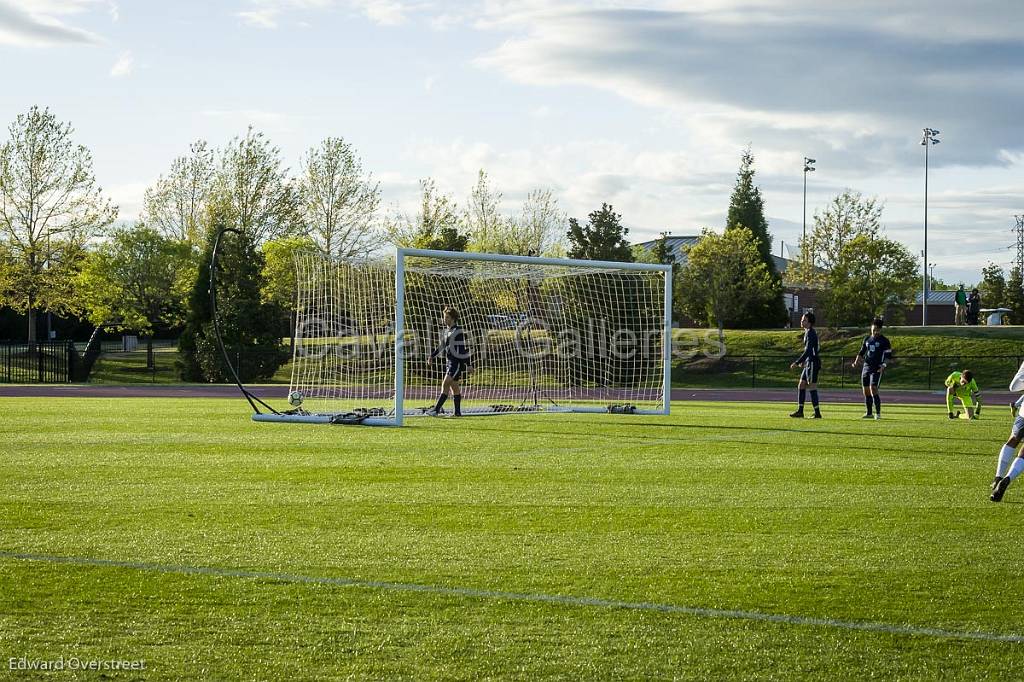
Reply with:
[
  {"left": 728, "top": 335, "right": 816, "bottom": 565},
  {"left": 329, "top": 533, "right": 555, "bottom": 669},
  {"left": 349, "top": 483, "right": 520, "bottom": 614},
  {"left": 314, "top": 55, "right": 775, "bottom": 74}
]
[{"left": 3, "top": 398, "right": 1024, "bottom": 679}]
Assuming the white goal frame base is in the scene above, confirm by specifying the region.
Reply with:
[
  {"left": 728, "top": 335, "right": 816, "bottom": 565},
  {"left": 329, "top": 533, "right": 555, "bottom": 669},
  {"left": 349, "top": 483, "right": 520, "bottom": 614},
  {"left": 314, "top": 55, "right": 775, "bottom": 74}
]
[{"left": 252, "top": 404, "right": 667, "bottom": 427}]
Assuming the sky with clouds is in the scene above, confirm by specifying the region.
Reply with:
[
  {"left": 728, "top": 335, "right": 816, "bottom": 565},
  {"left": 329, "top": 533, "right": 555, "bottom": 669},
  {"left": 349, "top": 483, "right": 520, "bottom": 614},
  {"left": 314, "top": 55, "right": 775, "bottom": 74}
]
[{"left": 1, "top": 0, "right": 1022, "bottom": 283}]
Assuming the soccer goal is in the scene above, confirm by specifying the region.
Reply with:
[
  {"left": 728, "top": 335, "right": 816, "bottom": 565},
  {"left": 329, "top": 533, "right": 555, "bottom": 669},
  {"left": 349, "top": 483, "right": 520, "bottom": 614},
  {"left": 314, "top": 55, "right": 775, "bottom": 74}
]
[{"left": 253, "top": 248, "right": 672, "bottom": 426}]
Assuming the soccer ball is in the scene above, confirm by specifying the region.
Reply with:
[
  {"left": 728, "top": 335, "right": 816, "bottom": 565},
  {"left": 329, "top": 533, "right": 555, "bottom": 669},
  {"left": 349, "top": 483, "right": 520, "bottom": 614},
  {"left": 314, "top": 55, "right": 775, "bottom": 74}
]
[{"left": 287, "top": 390, "right": 304, "bottom": 407}]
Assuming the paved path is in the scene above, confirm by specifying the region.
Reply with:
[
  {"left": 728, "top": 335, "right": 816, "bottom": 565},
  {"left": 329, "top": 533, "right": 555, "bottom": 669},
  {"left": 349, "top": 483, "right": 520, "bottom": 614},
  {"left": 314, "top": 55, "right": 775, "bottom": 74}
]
[{"left": 0, "top": 384, "right": 1017, "bottom": 406}]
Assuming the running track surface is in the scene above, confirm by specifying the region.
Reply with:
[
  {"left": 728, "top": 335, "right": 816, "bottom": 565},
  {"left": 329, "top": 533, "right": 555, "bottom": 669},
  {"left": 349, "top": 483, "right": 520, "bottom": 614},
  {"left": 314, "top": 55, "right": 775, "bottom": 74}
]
[{"left": 0, "top": 384, "right": 1016, "bottom": 405}]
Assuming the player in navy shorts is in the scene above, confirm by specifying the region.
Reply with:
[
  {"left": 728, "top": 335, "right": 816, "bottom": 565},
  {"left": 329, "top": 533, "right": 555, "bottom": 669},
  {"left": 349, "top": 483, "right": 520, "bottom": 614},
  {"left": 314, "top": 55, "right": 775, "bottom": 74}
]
[
  {"left": 427, "top": 306, "right": 470, "bottom": 417},
  {"left": 789, "top": 311, "right": 822, "bottom": 419},
  {"left": 851, "top": 317, "right": 892, "bottom": 420}
]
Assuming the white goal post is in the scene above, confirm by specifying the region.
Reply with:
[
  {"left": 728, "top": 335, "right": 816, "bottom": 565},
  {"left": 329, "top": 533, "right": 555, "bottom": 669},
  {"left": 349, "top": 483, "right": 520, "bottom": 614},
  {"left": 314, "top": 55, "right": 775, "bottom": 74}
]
[{"left": 254, "top": 247, "right": 673, "bottom": 426}]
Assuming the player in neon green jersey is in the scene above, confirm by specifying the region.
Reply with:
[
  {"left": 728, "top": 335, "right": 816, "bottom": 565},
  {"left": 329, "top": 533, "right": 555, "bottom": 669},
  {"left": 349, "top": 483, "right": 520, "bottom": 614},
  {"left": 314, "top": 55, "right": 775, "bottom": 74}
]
[{"left": 945, "top": 369, "right": 981, "bottom": 419}]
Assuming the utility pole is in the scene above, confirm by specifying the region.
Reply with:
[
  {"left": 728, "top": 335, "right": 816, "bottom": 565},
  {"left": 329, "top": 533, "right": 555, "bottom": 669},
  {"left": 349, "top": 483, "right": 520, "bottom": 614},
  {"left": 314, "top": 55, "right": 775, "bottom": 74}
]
[{"left": 1014, "top": 214, "right": 1024, "bottom": 276}]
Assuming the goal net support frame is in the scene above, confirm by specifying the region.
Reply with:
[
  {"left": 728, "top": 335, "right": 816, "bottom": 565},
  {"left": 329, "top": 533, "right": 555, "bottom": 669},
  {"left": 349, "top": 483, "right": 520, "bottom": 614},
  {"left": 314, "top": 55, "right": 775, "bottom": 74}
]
[{"left": 253, "top": 247, "right": 673, "bottom": 426}]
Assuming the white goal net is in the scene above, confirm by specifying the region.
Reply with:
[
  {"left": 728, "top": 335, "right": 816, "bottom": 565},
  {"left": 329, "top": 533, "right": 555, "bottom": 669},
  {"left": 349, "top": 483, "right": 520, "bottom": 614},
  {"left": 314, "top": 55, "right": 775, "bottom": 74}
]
[{"left": 258, "top": 248, "right": 672, "bottom": 425}]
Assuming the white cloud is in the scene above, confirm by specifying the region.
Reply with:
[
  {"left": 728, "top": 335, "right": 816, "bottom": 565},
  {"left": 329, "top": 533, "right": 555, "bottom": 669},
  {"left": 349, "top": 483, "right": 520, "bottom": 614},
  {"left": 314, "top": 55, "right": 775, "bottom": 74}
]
[
  {"left": 474, "top": 4, "right": 1024, "bottom": 171},
  {"left": 388, "top": 137, "right": 731, "bottom": 239},
  {"left": 237, "top": 7, "right": 280, "bottom": 28},
  {"left": 350, "top": 0, "right": 407, "bottom": 25},
  {"left": 235, "top": 0, "right": 417, "bottom": 28},
  {"left": 109, "top": 50, "right": 133, "bottom": 77},
  {"left": 0, "top": 0, "right": 104, "bottom": 46}
]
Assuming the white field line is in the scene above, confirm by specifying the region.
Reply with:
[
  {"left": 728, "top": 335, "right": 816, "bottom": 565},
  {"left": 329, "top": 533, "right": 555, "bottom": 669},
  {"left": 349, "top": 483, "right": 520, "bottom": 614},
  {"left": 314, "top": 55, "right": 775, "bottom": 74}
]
[{"left": 1, "top": 551, "right": 1021, "bottom": 644}]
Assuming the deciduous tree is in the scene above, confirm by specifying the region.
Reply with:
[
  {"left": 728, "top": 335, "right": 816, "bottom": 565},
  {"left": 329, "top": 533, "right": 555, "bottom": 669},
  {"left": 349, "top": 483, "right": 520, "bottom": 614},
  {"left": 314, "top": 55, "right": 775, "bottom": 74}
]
[
  {"left": 677, "top": 227, "right": 781, "bottom": 343},
  {"left": 386, "top": 178, "right": 469, "bottom": 251},
  {"left": 214, "top": 127, "right": 302, "bottom": 244},
  {"left": 0, "top": 106, "right": 117, "bottom": 342},
  {"left": 793, "top": 190, "right": 883, "bottom": 286},
  {"left": 823, "top": 235, "right": 918, "bottom": 326},
  {"left": 142, "top": 140, "right": 214, "bottom": 244},
  {"left": 980, "top": 263, "right": 1007, "bottom": 309},
  {"left": 77, "top": 224, "right": 195, "bottom": 366},
  {"left": 299, "top": 137, "right": 382, "bottom": 258}
]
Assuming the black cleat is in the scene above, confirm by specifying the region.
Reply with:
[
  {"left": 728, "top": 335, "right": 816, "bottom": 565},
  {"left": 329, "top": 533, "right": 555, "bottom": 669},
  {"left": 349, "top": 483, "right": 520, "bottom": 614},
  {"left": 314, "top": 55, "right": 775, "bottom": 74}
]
[
  {"left": 812, "top": 410, "right": 822, "bottom": 419},
  {"left": 789, "top": 409, "right": 804, "bottom": 418},
  {"left": 861, "top": 413, "right": 874, "bottom": 419},
  {"left": 991, "top": 476, "right": 1011, "bottom": 502},
  {"left": 948, "top": 411, "right": 957, "bottom": 419},
  {"left": 992, "top": 476, "right": 1003, "bottom": 491}
]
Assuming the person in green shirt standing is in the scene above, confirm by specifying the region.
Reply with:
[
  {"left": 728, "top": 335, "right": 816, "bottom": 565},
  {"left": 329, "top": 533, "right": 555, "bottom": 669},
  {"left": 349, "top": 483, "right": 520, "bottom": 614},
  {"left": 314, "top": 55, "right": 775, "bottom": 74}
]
[
  {"left": 954, "top": 285, "right": 967, "bottom": 325},
  {"left": 945, "top": 369, "right": 981, "bottom": 419}
]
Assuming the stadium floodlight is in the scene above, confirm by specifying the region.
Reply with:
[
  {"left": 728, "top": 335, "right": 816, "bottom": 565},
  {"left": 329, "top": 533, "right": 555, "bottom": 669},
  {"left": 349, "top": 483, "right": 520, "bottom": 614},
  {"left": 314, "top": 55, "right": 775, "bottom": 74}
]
[
  {"left": 252, "top": 248, "right": 673, "bottom": 426},
  {"left": 921, "top": 127, "right": 941, "bottom": 325}
]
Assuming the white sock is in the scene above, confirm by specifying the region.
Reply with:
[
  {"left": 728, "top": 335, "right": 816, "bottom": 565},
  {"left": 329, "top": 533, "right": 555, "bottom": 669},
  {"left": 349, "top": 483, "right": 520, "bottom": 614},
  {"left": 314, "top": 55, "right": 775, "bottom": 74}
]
[
  {"left": 998, "top": 446, "right": 1016, "bottom": 478},
  {"left": 1007, "top": 458, "right": 1024, "bottom": 482}
]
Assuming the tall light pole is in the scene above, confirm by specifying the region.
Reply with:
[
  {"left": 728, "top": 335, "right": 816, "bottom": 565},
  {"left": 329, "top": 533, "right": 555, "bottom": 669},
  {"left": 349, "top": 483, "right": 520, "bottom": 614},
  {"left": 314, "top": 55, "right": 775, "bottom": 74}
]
[
  {"left": 921, "top": 128, "right": 940, "bottom": 325},
  {"left": 802, "top": 157, "right": 815, "bottom": 277},
  {"left": 802, "top": 157, "right": 816, "bottom": 244}
]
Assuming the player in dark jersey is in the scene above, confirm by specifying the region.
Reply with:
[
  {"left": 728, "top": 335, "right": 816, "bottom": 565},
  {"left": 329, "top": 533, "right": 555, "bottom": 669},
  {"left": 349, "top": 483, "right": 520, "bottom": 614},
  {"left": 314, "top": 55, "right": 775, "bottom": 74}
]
[
  {"left": 427, "top": 307, "right": 470, "bottom": 417},
  {"left": 789, "top": 311, "right": 822, "bottom": 418},
  {"left": 851, "top": 317, "right": 892, "bottom": 420}
]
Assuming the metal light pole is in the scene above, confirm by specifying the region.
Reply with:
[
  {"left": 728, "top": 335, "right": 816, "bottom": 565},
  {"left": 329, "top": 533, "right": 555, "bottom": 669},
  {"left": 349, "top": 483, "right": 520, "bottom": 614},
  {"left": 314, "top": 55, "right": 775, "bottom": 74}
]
[
  {"left": 921, "top": 128, "right": 940, "bottom": 325},
  {"left": 802, "top": 157, "right": 816, "bottom": 244},
  {"left": 802, "top": 157, "right": 815, "bottom": 277}
]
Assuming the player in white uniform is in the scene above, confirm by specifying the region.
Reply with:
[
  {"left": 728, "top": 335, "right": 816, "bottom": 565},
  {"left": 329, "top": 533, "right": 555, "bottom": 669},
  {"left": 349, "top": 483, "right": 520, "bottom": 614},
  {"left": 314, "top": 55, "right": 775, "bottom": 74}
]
[{"left": 991, "top": 360, "right": 1024, "bottom": 501}]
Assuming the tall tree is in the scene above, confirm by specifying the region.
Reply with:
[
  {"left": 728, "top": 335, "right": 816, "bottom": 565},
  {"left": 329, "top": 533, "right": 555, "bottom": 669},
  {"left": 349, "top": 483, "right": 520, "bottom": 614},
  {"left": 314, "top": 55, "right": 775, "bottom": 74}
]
[
  {"left": 1005, "top": 267, "right": 1024, "bottom": 325},
  {"left": 793, "top": 190, "right": 884, "bottom": 286},
  {"left": 512, "top": 188, "right": 566, "bottom": 256},
  {"left": 299, "top": 137, "right": 382, "bottom": 258},
  {"left": 724, "top": 149, "right": 786, "bottom": 326},
  {"left": 0, "top": 106, "right": 117, "bottom": 342},
  {"left": 214, "top": 127, "right": 302, "bottom": 244},
  {"left": 980, "top": 263, "right": 1007, "bottom": 309},
  {"left": 822, "top": 235, "right": 918, "bottom": 326},
  {"left": 386, "top": 178, "right": 469, "bottom": 251},
  {"left": 77, "top": 224, "right": 195, "bottom": 367},
  {"left": 677, "top": 227, "right": 781, "bottom": 343},
  {"left": 566, "top": 203, "right": 632, "bottom": 262},
  {"left": 726, "top": 148, "right": 773, "bottom": 270},
  {"left": 142, "top": 140, "right": 214, "bottom": 244},
  {"left": 178, "top": 199, "right": 289, "bottom": 382},
  {"left": 465, "top": 176, "right": 567, "bottom": 256},
  {"left": 464, "top": 169, "right": 508, "bottom": 253}
]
